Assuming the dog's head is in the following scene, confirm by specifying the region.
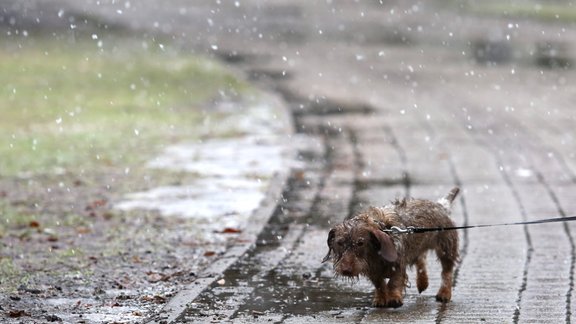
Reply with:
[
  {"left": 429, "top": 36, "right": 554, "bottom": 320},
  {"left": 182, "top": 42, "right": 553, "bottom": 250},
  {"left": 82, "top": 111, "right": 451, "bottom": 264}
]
[{"left": 323, "top": 217, "right": 398, "bottom": 278}]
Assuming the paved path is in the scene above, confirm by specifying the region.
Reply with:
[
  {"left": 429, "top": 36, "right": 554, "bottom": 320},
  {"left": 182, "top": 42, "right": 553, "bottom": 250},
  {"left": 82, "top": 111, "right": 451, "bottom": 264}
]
[{"left": 55, "top": 0, "right": 576, "bottom": 322}]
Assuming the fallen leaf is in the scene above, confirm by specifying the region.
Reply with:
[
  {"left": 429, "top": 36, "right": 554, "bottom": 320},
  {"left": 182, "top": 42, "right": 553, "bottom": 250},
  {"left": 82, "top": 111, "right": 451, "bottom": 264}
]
[
  {"left": 146, "top": 272, "right": 164, "bottom": 283},
  {"left": 204, "top": 251, "right": 216, "bottom": 257},
  {"left": 85, "top": 199, "right": 108, "bottom": 215},
  {"left": 87, "top": 199, "right": 107, "bottom": 210},
  {"left": 132, "top": 311, "right": 143, "bottom": 316},
  {"left": 140, "top": 295, "right": 153, "bottom": 302},
  {"left": 76, "top": 226, "right": 91, "bottom": 234},
  {"left": 8, "top": 309, "right": 29, "bottom": 318},
  {"left": 154, "top": 295, "right": 167, "bottom": 304},
  {"left": 132, "top": 255, "right": 142, "bottom": 263},
  {"left": 141, "top": 295, "right": 166, "bottom": 304},
  {"left": 221, "top": 228, "right": 242, "bottom": 234},
  {"left": 294, "top": 170, "right": 306, "bottom": 181},
  {"left": 29, "top": 221, "right": 40, "bottom": 228},
  {"left": 47, "top": 236, "right": 59, "bottom": 242},
  {"left": 160, "top": 270, "right": 184, "bottom": 282}
]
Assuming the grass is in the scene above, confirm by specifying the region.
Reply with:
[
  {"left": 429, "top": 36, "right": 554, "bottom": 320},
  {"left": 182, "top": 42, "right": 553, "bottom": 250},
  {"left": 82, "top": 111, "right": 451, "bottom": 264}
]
[
  {"left": 0, "top": 36, "right": 248, "bottom": 176},
  {"left": 0, "top": 258, "right": 21, "bottom": 290},
  {"left": 0, "top": 201, "right": 35, "bottom": 237},
  {"left": 0, "top": 34, "right": 255, "bottom": 293},
  {"left": 464, "top": 1, "right": 576, "bottom": 22}
]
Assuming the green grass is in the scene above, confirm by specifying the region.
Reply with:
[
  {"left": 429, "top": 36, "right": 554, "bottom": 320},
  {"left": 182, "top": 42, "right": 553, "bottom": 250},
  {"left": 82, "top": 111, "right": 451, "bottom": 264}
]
[
  {"left": 0, "top": 201, "right": 35, "bottom": 237},
  {"left": 0, "top": 37, "right": 248, "bottom": 176},
  {"left": 465, "top": 1, "right": 576, "bottom": 22},
  {"left": 0, "top": 258, "right": 21, "bottom": 291}
]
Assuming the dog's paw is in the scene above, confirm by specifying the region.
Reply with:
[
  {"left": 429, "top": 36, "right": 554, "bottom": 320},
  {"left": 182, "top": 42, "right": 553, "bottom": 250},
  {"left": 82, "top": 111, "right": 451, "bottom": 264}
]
[
  {"left": 435, "top": 289, "right": 452, "bottom": 303},
  {"left": 372, "top": 295, "right": 387, "bottom": 308},
  {"left": 372, "top": 300, "right": 387, "bottom": 308},
  {"left": 386, "top": 298, "right": 404, "bottom": 308},
  {"left": 436, "top": 294, "right": 451, "bottom": 303}
]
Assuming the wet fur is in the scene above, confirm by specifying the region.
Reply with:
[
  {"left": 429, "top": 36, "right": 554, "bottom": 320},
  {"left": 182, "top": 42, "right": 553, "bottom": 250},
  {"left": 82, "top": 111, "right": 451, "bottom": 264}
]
[{"left": 323, "top": 188, "right": 460, "bottom": 308}]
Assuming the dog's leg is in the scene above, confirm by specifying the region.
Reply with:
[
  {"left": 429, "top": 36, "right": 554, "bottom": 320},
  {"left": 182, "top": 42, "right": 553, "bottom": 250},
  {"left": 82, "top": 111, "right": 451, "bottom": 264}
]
[
  {"left": 416, "top": 254, "right": 429, "bottom": 293},
  {"left": 370, "top": 277, "right": 388, "bottom": 307},
  {"left": 435, "top": 249, "right": 457, "bottom": 303},
  {"left": 435, "top": 257, "right": 454, "bottom": 302},
  {"left": 386, "top": 268, "right": 406, "bottom": 308},
  {"left": 435, "top": 233, "right": 458, "bottom": 303}
]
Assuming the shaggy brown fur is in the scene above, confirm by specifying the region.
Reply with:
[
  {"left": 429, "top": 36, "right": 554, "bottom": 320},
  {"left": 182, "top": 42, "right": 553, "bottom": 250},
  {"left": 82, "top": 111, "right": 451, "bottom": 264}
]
[{"left": 323, "top": 187, "right": 460, "bottom": 308}]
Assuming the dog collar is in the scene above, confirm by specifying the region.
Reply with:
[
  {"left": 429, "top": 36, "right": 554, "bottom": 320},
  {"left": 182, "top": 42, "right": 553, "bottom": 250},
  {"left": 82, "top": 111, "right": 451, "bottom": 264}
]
[{"left": 381, "top": 226, "right": 416, "bottom": 234}]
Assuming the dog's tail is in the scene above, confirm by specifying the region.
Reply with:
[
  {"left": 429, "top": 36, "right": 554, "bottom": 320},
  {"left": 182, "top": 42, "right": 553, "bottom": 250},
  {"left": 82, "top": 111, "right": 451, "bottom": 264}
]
[{"left": 438, "top": 187, "right": 460, "bottom": 210}]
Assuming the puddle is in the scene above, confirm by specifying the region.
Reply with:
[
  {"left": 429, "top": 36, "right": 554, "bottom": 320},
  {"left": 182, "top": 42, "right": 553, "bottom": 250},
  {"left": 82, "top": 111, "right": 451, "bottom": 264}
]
[
  {"left": 116, "top": 177, "right": 267, "bottom": 230},
  {"left": 114, "top": 97, "right": 291, "bottom": 237},
  {"left": 146, "top": 137, "right": 284, "bottom": 178}
]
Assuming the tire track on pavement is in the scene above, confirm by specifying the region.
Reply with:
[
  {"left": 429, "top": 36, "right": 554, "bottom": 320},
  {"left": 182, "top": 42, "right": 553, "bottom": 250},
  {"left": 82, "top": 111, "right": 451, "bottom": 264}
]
[
  {"left": 470, "top": 107, "right": 576, "bottom": 323},
  {"left": 501, "top": 112, "right": 576, "bottom": 323},
  {"left": 535, "top": 170, "right": 576, "bottom": 323},
  {"left": 234, "top": 131, "right": 359, "bottom": 320},
  {"left": 459, "top": 107, "right": 532, "bottom": 323},
  {"left": 456, "top": 102, "right": 576, "bottom": 323},
  {"left": 413, "top": 116, "right": 470, "bottom": 323}
]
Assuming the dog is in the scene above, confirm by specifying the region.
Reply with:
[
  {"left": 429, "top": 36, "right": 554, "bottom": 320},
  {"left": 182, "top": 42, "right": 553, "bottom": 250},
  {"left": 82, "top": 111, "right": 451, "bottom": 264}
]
[{"left": 322, "top": 187, "right": 460, "bottom": 308}]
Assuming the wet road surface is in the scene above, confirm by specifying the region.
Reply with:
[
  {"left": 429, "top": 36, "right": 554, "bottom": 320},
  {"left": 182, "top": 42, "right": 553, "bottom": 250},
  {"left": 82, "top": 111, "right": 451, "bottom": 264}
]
[{"left": 41, "top": 0, "right": 576, "bottom": 322}]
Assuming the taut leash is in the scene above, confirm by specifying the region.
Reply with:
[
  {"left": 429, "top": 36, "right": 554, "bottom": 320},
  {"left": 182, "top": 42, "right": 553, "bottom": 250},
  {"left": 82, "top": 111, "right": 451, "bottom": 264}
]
[{"left": 383, "top": 215, "right": 576, "bottom": 234}]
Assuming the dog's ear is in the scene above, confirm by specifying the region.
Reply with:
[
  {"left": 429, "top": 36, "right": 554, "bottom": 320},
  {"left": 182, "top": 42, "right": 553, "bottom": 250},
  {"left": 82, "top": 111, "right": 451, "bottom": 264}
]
[
  {"left": 370, "top": 229, "right": 398, "bottom": 262},
  {"left": 322, "top": 228, "right": 336, "bottom": 263}
]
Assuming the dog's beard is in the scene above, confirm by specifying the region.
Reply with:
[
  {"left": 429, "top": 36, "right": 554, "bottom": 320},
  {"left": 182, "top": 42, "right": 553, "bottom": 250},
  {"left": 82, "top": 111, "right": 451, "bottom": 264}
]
[
  {"left": 334, "top": 273, "right": 361, "bottom": 284},
  {"left": 332, "top": 257, "right": 369, "bottom": 283}
]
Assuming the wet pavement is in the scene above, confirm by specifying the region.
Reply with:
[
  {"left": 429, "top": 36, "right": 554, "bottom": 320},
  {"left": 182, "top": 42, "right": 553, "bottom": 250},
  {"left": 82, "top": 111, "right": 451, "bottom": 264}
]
[{"left": 18, "top": 0, "right": 576, "bottom": 322}]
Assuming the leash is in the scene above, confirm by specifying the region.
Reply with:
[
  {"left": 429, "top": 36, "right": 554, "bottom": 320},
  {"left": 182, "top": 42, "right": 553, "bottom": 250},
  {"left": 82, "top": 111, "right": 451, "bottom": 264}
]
[{"left": 383, "top": 215, "right": 576, "bottom": 234}]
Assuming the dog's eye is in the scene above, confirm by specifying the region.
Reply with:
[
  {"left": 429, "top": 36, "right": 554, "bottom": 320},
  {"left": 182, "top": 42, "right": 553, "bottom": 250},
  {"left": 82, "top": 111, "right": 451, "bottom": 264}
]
[
  {"left": 337, "top": 240, "right": 346, "bottom": 247},
  {"left": 356, "top": 240, "right": 364, "bottom": 247}
]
